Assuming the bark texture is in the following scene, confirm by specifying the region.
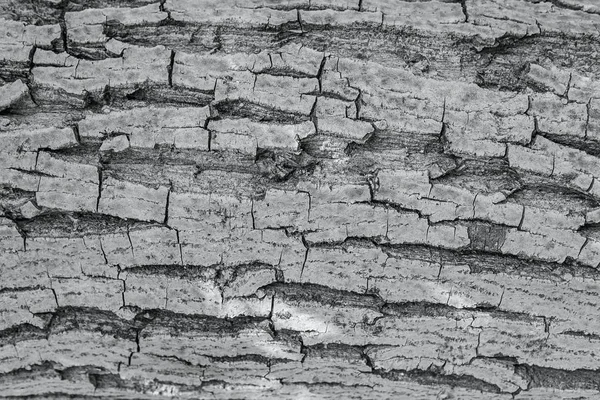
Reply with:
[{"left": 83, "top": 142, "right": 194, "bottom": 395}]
[{"left": 2, "top": 0, "right": 600, "bottom": 398}]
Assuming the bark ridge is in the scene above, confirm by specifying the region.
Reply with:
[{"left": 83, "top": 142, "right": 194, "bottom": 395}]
[{"left": 2, "top": 0, "right": 600, "bottom": 398}]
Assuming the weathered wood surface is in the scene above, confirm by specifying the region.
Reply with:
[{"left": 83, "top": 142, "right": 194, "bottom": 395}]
[{"left": 2, "top": 0, "right": 600, "bottom": 398}]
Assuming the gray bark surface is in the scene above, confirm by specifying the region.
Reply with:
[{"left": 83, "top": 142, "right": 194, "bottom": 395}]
[{"left": 2, "top": 0, "right": 600, "bottom": 398}]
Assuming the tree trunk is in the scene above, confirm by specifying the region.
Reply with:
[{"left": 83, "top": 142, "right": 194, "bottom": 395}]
[{"left": 2, "top": 0, "right": 600, "bottom": 398}]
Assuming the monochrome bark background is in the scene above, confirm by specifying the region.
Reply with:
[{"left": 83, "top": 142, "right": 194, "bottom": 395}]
[{"left": 3, "top": 0, "right": 600, "bottom": 398}]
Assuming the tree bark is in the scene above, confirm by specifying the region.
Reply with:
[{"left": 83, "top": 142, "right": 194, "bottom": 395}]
[{"left": 2, "top": 0, "right": 600, "bottom": 398}]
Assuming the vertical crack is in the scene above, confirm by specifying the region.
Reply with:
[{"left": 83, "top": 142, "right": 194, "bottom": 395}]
[
  {"left": 252, "top": 73, "right": 258, "bottom": 91},
  {"left": 316, "top": 54, "right": 327, "bottom": 93},
  {"left": 531, "top": 116, "right": 539, "bottom": 143},
  {"left": 441, "top": 97, "right": 447, "bottom": 124},
  {"left": 440, "top": 97, "right": 447, "bottom": 144},
  {"left": 309, "top": 96, "right": 319, "bottom": 135},
  {"left": 299, "top": 337, "right": 308, "bottom": 364},
  {"left": 264, "top": 359, "right": 273, "bottom": 379},
  {"left": 26, "top": 46, "right": 39, "bottom": 106},
  {"left": 135, "top": 329, "right": 141, "bottom": 352},
  {"left": 34, "top": 149, "right": 41, "bottom": 170},
  {"left": 126, "top": 226, "right": 135, "bottom": 259},
  {"left": 164, "top": 183, "right": 172, "bottom": 225},
  {"left": 299, "top": 235, "right": 309, "bottom": 279},
  {"left": 361, "top": 348, "right": 375, "bottom": 371},
  {"left": 498, "top": 288, "right": 505, "bottom": 308},
  {"left": 298, "top": 190, "right": 312, "bottom": 221},
  {"left": 460, "top": 0, "right": 469, "bottom": 22},
  {"left": 28, "top": 45, "right": 36, "bottom": 74},
  {"left": 50, "top": 288, "right": 59, "bottom": 307},
  {"left": 563, "top": 72, "right": 572, "bottom": 100},
  {"left": 384, "top": 211, "right": 389, "bottom": 239},
  {"left": 267, "top": 294, "right": 276, "bottom": 320},
  {"left": 167, "top": 50, "right": 176, "bottom": 87},
  {"left": 542, "top": 317, "right": 551, "bottom": 339},
  {"left": 577, "top": 237, "right": 589, "bottom": 260},
  {"left": 250, "top": 198, "right": 256, "bottom": 229},
  {"left": 98, "top": 238, "right": 108, "bottom": 264},
  {"left": 297, "top": 9, "right": 305, "bottom": 32},
  {"left": 354, "top": 88, "right": 362, "bottom": 120},
  {"left": 12, "top": 221, "right": 28, "bottom": 252},
  {"left": 525, "top": 94, "right": 532, "bottom": 116},
  {"left": 587, "top": 177, "right": 596, "bottom": 193},
  {"left": 517, "top": 207, "right": 526, "bottom": 230},
  {"left": 120, "top": 275, "right": 126, "bottom": 308},
  {"left": 72, "top": 124, "right": 81, "bottom": 144},
  {"left": 128, "top": 330, "right": 140, "bottom": 366},
  {"left": 175, "top": 229, "right": 184, "bottom": 265},
  {"left": 368, "top": 171, "right": 379, "bottom": 201},
  {"left": 96, "top": 166, "right": 103, "bottom": 213},
  {"left": 585, "top": 98, "right": 592, "bottom": 140},
  {"left": 205, "top": 103, "right": 217, "bottom": 151}
]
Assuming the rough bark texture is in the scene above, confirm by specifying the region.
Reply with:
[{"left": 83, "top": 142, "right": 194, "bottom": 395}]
[{"left": 2, "top": 0, "right": 600, "bottom": 398}]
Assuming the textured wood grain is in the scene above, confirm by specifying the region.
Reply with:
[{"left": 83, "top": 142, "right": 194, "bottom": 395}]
[{"left": 2, "top": 0, "right": 600, "bottom": 398}]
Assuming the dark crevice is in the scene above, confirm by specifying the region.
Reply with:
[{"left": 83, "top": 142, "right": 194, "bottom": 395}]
[
  {"left": 213, "top": 100, "right": 309, "bottom": 124},
  {"left": 538, "top": 131, "right": 600, "bottom": 159},
  {"left": 516, "top": 364, "right": 600, "bottom": 391},
  {"left": 378, "top": 368, "right": 502, "bottom": 394}
]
